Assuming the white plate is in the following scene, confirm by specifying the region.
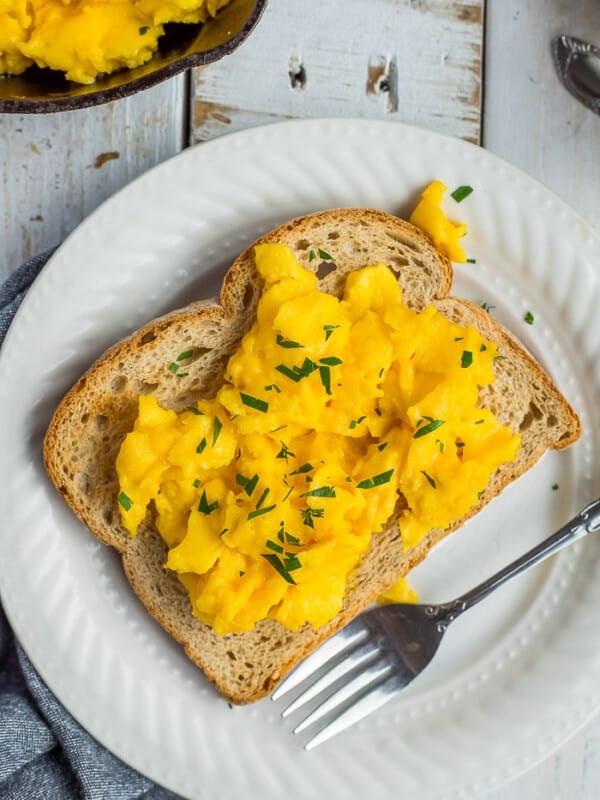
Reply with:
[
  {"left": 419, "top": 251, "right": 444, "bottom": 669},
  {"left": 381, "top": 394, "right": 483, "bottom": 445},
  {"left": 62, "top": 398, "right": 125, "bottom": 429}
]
[{"left": 0, "top": 119, "right": 599, "bottom": 800}]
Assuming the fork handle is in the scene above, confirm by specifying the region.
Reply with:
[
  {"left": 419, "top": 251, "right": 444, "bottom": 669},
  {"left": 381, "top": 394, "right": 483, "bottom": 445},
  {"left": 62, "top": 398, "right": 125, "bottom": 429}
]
[{"left": 428, "top": 497, "right": 600, "bottom": 629}]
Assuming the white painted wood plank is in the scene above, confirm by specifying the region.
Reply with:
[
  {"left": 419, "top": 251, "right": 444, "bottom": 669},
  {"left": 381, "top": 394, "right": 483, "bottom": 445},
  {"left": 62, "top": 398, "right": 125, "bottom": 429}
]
[
  {"left": 483, "top": 3, "right": 599, "bottom": 796},
  {"left": 191, "top": 0, "right": 483, "bottom": 145},
  {"left": 0, "top": 76, "right": 187, "bottom": 281},
  {"left": 483, "top": 0, "right": 600, "bottom": 229}
]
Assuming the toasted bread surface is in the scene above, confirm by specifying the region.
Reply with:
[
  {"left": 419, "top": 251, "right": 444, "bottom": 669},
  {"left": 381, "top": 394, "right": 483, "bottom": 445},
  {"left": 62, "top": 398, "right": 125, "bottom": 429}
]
[{"left": 43, "top": 209, "right": 580, "bottom": 703}]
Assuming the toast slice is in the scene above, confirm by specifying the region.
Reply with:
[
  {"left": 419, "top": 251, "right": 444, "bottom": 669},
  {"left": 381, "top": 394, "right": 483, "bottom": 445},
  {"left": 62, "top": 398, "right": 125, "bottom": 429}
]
[{"left": 43, "top": 209, "right": 580, "bottom": 703}]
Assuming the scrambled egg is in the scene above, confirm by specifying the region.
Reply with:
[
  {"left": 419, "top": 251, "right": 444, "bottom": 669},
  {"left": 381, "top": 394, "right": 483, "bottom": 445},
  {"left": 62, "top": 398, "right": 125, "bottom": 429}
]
[
  {"left": 410, "top": 180, "right": 469, "bottom": 263},
  {"left": 117, "top": 243, "right": 520, "bottom": 635},
  {"left": 0, "top": 0, "right": 232, "bottom": 84}
]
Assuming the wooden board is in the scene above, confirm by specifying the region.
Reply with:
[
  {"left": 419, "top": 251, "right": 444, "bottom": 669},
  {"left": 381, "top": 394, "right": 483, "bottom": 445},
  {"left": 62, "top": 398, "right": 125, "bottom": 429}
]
[
  {"left": 0, "top": 77, "right": 187, "bottom": 282},
  {"left": 191, "top": 0, "right": 484, "bottom": 145}
]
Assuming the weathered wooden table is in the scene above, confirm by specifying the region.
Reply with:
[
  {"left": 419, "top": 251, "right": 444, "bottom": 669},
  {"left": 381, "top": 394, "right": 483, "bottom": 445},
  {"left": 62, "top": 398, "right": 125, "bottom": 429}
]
[{"left": 1, "top": 0, "right": 599, "bottom": 797}]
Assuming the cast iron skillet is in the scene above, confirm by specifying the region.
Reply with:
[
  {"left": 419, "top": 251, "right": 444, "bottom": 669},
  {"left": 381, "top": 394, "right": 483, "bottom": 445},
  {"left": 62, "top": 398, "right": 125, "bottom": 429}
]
[{"left": 0, "top": 0, "right": 267, "bottom": 114}]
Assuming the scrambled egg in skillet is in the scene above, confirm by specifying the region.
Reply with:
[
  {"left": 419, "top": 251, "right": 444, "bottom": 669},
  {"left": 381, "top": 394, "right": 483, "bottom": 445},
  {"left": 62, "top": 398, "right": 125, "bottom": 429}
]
[
  {"left": 117, "top": 243, "right": 520, "bottom": 635},
  {"left": 0, "top": 0, "right": 232, "bottom": 84}
]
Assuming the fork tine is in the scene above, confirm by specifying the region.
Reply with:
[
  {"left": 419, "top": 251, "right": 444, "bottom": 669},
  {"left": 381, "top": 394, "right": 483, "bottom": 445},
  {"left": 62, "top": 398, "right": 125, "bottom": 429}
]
[
  {"left": 293, "top": 655, "right": 392, "bottom": 734},
  {"left": 281, "top": 637, "right": 383, "bottom": 717},
  {"left": 303, "top": 671, "right": 406, "bottom": 750},
  {"left": 272, "top": 618, "right": 367, "bottom": 700}
]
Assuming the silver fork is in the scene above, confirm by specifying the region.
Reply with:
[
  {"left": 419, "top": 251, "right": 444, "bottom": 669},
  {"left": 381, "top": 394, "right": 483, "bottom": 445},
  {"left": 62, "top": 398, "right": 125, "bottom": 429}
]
[{"left": 272, "top": 497, "right": 600, "bottom": 749}]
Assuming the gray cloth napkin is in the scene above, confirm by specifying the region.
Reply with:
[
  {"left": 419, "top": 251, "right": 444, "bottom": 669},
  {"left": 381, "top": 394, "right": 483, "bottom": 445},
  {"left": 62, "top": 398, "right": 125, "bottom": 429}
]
[{"left": 0, "top": 250, "right": 181, "bottom": 800}]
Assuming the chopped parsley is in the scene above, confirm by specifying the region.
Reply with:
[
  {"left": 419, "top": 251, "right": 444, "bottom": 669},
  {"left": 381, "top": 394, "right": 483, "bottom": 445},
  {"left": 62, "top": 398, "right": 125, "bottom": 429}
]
[
  {"left": 301, "top": 486, "right": 336, "bottom": 498},
  {"left": 276, "top": 334, "right": 303, "bottom": 349},
  {"left": 301, "top": 507, "right": 324, "bottom": 528},
  {"left": 319, "top": 356, "right": 343, "bottom": 366},
  {"left": 290, "top": 462, "right": 313, "bottom": 475},
  {"left": 139, "top": 25, "right": 150, "bottom": 35},
  {"left": 240, "top": 392, "right": 268, "bottom": 413},
  {"left": 236, "top": 473, "right": 259, "bottom": 497},
  {"left": 467, "top": 258, "right": 477, "bottom": 264},
  {"left": 552, "top": 483, "right": 559, "bottom": 491},
  {"left": 377, "top": 442, "right": 388, "bottom": 452},
  {"left": 198, "top": 490, "right": 218, "bottom": 515},
  {"left": 309, "top": 249, "right": 317, "bottom": 262},
  {"left": 248, "top": 504, "right": 276, "bottom": 520},
  {"left": 118, "top": 491, "right": 133, "bottom": 511},
  {"left": 212, "top": 416, "right": 223, "bottom": 445},
  {"left": 168, "top": 362, "right": 180, "bottom": 374},
  {"left": 451, "top": 185, "right": 474, "bottom": 203},
  {"left": 186, "top": 405, "right": 204, "bottom": 415},
  {"left": 481, "top": 301, "right": 495, "bottom": 313},
  {"left": 421, "top": 470, "right": 437, "bottom": 489},
  {"left": 275, "top": 358, "right": 318, "bottom": 383},
  {"left": 323, "top": 324, "right": 340, "bottom": 341},
  {"left": 349, "top": 415, "right": 367, "bottom": 430},
  {"left": 356, "top": 469, "right": 394, "bottom": 490},
  {"left": 196, "top": 438, "right": 207, "bottom": 454},
  {"left": 461, "top": 350, "right": 473, "bottom": 368},
  {"left": 255, "top": 487, "right": 270, "bottom": 509},
  {"left": 276, "top": 441, "right": 295, "bottom": 462},
  {"left": 413, "top": 416, "right": 445, "bottom": 439},
  {"left": 524, "top": 310, "right": 535, "bottom": 325},
  {"left": 261, "top": 553, "right": 300, "bottom": 584},
  {"left": 318, "top": 248, "right": 333, "bottom": 260},
  {"left": 177, "top": 349, "right": 194, "bottom": 361},
  {"left": 264, "top": 383, "right": 281, "bottom": 393},
  {"left": 319, "top": 365, "right": 331, "bottom": 394}
]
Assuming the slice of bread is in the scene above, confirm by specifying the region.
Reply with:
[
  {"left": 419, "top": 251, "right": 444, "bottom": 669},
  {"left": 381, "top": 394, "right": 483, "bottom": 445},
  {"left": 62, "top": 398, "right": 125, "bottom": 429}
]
[{"left": 43, "top": 209, "right": 580, "bottom": 703}]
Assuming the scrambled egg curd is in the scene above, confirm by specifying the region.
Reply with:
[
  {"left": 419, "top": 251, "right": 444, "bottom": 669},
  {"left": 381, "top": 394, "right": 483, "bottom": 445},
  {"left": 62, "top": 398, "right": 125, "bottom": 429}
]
[
  {"left": 0, "top": 0, "right": 232, "bottom": 84},
  {"left": 410, "top": 180, "right": 469, "bottom": 263},
  {"left": 116, "top": 244, "right": 520, "bottom": 635}
]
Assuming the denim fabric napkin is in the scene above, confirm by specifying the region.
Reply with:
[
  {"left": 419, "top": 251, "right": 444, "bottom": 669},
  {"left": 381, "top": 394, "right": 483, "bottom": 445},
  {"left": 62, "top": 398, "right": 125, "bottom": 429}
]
[{"left": 0, "top": 250, "right": 181, "bottom": 800}]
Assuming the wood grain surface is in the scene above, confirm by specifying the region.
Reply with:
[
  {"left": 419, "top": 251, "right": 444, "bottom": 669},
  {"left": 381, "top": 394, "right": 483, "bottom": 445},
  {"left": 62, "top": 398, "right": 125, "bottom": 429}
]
[{"left": 190, "top": 0, "right": 484, "bottom": 145}]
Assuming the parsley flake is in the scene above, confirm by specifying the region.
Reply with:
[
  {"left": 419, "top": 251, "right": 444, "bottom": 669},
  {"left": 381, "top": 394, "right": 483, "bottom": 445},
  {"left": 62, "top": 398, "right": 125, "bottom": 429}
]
[
  {"left": 118, "top": 491, "right": 133, "bottom": 511},
  {"left": 240, "top": 392, "right": 268, "bottom": 413},
  {"left": 451, "top": 185, "right": 473, "bottom": 203},
  {"left": 276, "top": 441, "right": 295, "bottom": 462},
  {"left": 301, "top": 507, "right": 324, "bottom": 528},
  {"left": 276, "top": 334, "right": 303, "bottom": 349},
  {"left": 524, "top": 310, "right": 535, "bottom": 325},
  {"left": 198, "top": 490, "right": 218, "bottom": 515},
  {"left": 319, "top": 365, "right": 331, "bottom": 395},
  {"left": 461, "top": 350, "right": 473, "bottom": 368},
  {"left": 421, "top": 470, "right": 437, "bottom": 489},
  {"left": 211, "top": 417, "right": 222, "bottom": 446},
  {"left": 323, "top": 324, "right": 340, "bottom": 341},
  {"left": 301, "top": 486, "right": 336, "bottom": 498},
  {"left": 248, "top": 505, "right": 276, "bottom": 520},
  {"left": 356, "top": 469, "right": 394, "bottom": 490},
  {"left": 261, "top": 553, "right": 299, "bottom": 584},
  {"left": 413, "top": 417, "right": 445, "bottom": 439},
  {"left": 236, "top": 473, "right": 259, "bottom": 497},
  {"left": 290, "top": 462, "right": 313, "bottom": 475}
]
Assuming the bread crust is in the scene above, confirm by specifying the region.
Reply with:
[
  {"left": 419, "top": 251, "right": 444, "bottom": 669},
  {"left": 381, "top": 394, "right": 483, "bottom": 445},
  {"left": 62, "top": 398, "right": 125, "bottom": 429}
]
[{"left": 43, "top": 209, "right": 581, "bottom": 703}]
